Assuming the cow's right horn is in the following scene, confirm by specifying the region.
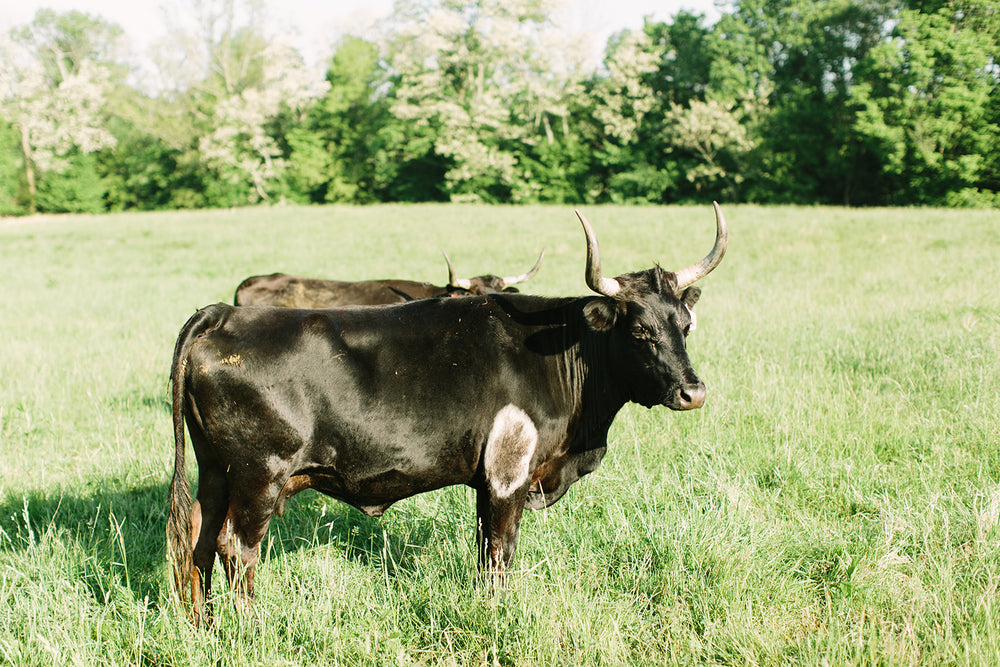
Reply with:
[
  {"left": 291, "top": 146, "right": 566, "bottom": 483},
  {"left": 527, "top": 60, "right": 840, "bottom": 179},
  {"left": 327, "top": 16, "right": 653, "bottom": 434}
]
[
  {"left": 674, "top": 202, "right": 728, "bottom": 290},
  {"left": 576, "top": 210, "right": 621, "bottom": 297},
  {"left": 499, "top": 249, "right": 545, "bottom": 287}
]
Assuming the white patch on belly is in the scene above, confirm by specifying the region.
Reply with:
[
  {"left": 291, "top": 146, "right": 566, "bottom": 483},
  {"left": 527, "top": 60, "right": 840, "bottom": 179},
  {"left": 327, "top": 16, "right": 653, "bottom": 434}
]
[{"left": 484, "top": 404, "right": 538, "bottom": 498}]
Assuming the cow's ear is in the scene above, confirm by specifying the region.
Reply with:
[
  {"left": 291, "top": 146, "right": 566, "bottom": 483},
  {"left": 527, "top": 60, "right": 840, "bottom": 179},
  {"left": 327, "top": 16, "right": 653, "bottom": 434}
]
[
  {"left": 584, "top": 297, "right": 619, "bottom": 331},
  {"left": 681, "top": 286, "right": 701, "bottom": 309}
]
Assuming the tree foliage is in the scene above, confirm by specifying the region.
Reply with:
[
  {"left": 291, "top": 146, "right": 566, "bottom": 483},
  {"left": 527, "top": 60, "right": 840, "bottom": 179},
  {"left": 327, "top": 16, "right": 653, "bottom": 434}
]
[
  {"left": 0, "top": 0, "right": 997, "bottom": 214},
  {"left": 0, "top": 11, "right": 119, "bottom": 213},
  {"left": 380, "top": 0, "right": 587, "bottom": 202},
  {"left": 851, "top": 4, "right": 1000, "bottom": 205},
  {"left": 199, "top": 40, "right": 330, "bottom": 203}
]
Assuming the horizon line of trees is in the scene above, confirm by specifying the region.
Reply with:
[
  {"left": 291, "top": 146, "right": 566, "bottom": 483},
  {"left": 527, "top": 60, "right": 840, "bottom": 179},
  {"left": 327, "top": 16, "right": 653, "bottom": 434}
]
[{"left": 1, "top": 0, "right": 998, "bottom": 216}]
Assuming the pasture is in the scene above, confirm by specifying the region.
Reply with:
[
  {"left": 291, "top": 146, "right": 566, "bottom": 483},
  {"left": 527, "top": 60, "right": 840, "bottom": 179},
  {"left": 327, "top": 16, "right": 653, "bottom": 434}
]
[{"left": 1, "top": 203, "right": 999, "bottom": 665}]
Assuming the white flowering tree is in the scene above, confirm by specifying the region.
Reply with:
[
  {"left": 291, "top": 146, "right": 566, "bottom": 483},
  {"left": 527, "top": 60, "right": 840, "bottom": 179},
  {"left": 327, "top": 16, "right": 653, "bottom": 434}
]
[
  {"left": 591, "top": 23, "right": 759, "bottom": 201},
  {"left": 664, "top": 99, "right": 754, "bottom": 194},
  {"left": 382, "top": 0, "right": 586, "bottom": 202},
  {"left": 592, "top": 30, "right": 659, "bottom": 146},
  {"left": 0, "top": 15, "right": 118, "bottom": 213},
  {"left": 0, "top": 9, "right": 123, "bottom": 213},
  {"left": 148, "top": 0, "right": 329, "bottom": 203},
  {"left": 199, "top": 40, "right": 329, "bottom": 202}
]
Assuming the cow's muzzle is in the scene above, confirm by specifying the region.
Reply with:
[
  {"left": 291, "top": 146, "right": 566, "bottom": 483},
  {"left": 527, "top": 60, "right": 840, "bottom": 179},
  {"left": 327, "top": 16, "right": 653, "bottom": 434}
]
[{"left": 672, "top": 383, "right": 706, "bottom": 410}]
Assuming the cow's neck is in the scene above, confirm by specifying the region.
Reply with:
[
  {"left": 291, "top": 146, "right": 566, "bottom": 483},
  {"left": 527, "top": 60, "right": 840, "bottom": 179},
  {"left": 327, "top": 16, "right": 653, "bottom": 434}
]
[{"left": 568, "top": 318, "right": 630, "bottom": 452}]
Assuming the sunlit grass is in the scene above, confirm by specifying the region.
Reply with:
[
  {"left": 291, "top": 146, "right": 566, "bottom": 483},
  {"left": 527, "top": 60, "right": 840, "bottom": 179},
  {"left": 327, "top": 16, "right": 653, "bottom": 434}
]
[{"left": 1, "top": 203, "right": 999, "bottom": 664}]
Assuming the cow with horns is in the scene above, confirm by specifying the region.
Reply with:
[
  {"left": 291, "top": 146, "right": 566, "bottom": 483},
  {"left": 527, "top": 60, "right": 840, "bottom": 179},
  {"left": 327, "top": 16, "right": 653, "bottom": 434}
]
[
  {"left": 168, "top": 204, "right": 728, "bottom": 624},
  {"left": 232, "top": 251, "right": 545, "bottom": 307}
]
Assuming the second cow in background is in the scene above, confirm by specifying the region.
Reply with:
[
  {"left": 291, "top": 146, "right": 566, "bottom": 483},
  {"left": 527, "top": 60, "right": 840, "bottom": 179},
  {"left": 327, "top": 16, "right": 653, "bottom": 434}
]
[{"left": 233, "top": 250, "right": 545, "bottom": 307}]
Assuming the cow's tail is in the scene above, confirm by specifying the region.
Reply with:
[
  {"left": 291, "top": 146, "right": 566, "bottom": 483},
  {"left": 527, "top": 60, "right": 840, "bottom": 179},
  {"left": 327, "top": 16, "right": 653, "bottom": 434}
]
[{"left": 167, "top": 304, "right": 226, "bottom": 615}]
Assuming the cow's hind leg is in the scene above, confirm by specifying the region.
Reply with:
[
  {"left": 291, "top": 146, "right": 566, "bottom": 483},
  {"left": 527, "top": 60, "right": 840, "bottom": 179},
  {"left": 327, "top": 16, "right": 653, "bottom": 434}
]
[
  {"left": 217, "top": 476, "right": 284, "bottom": 619},
  {"left": 476, "top": 405, "right": 538, "bottom": 588},
  {"left": 190, "top": 461, "right": 229, "bottom": 625}
]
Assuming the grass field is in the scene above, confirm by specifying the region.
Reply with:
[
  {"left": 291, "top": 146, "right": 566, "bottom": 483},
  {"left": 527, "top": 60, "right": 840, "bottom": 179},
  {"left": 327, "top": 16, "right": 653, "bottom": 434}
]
[{"left": 1, "top": 203, "right": 999, "bottom": 665}]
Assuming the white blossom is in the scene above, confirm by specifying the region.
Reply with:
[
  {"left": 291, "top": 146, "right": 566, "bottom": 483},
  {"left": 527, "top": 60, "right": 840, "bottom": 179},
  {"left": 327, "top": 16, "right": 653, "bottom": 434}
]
[
  {"left": 665, "top": 99, "right": 754, "bottom": 188},
  {"left": 382, "top": 0, "right": 586, "bottom": 200},
  {"left": 592, "top": 30, "right": 659, "bottom": 145},
  {"left": 199, "top": 40, "right": 330, "bottom": 202},
  {"left": 0, "top": 42, "right": 116, "bottom": 175}
]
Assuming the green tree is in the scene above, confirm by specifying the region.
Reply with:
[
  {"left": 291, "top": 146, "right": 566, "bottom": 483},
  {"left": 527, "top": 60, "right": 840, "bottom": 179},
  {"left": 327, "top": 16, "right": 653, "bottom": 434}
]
[
  {"left": 286, "top": 37, "right": 388, "bottom": 204},
  {"left": 664, "top": 98, "right": 754, "bottom": 198},
  {"left": 199, "top": 40, "right": 328, "bottom": 203},
  {"left": 97, "top": 116, "right": 186, "bottom": 211},
  {"left": 0, "top": 119, "right": 23, "bottom": 214},
  {"left": 588, "top": 26, "right": 675, "bottom": 203},
  {"left": 11, "top": 8, "right": 125, "bottom": 86},
  {"left": 706, "top": 0, "right": 895, "bottom": 204},
  {"left": 585, "top": 12, "right": 767, "bottom": 203},
  {"left": 851, "top": 3, "right": 1000, "bottom": 205},
  {"left": 650, "top": 12, "right": 764, "bottom": 201},
  {"left": 35, "top": 151, "right": 107, "bottom": 213},
  {"left": 644, "top": 11, "right": 715, "bottom": 107}
]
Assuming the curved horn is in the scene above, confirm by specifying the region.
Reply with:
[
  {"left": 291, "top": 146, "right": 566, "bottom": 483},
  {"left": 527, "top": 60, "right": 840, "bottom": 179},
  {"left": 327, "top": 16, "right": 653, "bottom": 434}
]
[
  {"left": 499, "top": 249, "right": 545, "bottom": 287},
  {"left": 442, "top": 251, "right": 472, "bottom": 289},
  {"left": 674, "top": 201, "right": 728, "bottom": 290},
  {"left": 576, "top": 210, "right": 621, "bottom": 297}
]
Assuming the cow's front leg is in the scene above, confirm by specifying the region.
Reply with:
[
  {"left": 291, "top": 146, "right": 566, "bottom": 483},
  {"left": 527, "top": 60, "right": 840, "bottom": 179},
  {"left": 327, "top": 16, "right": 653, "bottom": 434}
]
[
  {"left": 476, "top": 404, "right": 539, "bottom": 587},
  {"left": 476, "top": 485, "right": 530, "bottom": 588}
]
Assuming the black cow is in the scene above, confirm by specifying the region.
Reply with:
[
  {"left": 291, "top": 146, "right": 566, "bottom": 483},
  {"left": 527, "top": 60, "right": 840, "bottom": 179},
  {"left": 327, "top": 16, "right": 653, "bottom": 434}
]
[
  {"left": 168, "top": 204, "right": 727, "bottom": 624},
  {"left": 233, "top": 251, "right": 545, "bottom": 307}
]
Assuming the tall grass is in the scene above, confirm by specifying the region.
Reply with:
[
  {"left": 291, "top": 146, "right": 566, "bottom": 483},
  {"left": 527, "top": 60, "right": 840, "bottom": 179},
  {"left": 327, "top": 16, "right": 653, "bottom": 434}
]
[{"left": 1, "top": 204, "right": 998, "bottom": 665}]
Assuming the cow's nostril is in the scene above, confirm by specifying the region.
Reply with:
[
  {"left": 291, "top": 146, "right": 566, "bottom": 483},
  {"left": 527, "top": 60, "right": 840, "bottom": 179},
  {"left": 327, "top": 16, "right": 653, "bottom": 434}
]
[{"left": 677, "top": 384, "right": 706, "bottom": 410}]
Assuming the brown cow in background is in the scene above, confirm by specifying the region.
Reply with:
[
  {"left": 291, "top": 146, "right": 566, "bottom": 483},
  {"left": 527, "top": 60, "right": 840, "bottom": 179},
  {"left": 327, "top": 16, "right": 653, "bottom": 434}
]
[{"left": 234, "top": 250, "right": 545, "bottom": 307}]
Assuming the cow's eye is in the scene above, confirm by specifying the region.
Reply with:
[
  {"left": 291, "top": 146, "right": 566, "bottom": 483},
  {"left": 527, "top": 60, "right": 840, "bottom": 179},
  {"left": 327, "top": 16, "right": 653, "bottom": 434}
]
[{"left": 632, "top": 325, "right": 648, "bottom": 340}]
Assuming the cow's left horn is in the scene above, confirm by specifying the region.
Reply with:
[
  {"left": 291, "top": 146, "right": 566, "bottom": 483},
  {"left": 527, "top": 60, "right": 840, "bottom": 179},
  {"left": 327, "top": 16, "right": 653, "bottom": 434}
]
[
  {"left": 576, "top": 210, "right": 621, "bottom": 297},
  {"left": 442, "top": 251, "right": 473, "bottom": 289},
  {"left": 499, "top": 249, "right": 545, "bottom": 287},
  {"left": 674, "top": 201, "right": 728, "bottom": 290}
]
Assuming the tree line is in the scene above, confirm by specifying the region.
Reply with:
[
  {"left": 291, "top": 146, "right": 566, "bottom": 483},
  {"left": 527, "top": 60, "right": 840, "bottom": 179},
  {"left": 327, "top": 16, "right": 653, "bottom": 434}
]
[{"left": 1, "top": 0, "right": 997, "bottom": 215}]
